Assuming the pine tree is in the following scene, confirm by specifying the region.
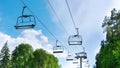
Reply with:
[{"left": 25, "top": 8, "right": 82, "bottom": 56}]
[{"left": 0, "top": 41, "right": 10, "bottom": 68}]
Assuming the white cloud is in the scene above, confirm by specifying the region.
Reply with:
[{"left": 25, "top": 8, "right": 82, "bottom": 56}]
[
  {"left": 0, "top": 29, "right": 53, "bottom": 54},
  {"left": 0, "top": 29, "right": 70, "bottom": 59}
]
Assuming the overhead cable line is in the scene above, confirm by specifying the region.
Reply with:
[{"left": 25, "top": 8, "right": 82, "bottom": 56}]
[
  {"left": 19, "top": 0, "right": 58, "bottom": 41},
  {"left": 19, "top": 0, "right": 78, "bottom": 55},
  {"left": 47, "top": 0, "right": 69, "bottom": 35},
  {"left": 65, "top": 0, "right": 83, "bottom": 51},
  {"left": 19, "top": 0, "right": 70, "bottom": 52},
  {"left": 65, "top": 0, "right": 77, "bottom": 29}
]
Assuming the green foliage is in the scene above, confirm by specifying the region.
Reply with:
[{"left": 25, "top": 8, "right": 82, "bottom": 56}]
[
  {"left": 33, "top": 49, "right": 47, "bottom": 68},
  {"left": 112, "top": 40, "right": 120, "bottom": 67},
  {"left": 0, "top": 43, "right": 59, "bottom": 68},
  {"left": 11, "top": 43, "right": 33, "bottom": 68},
  {"left": 95, "top": 8, "right": 120, "bottom": 68},
  {"left": 102, "top": 8, "right": 120, "bottom": 42},
  {"left": 96, "top": 42, "right": 117, "bottom": 68},
  {"left": 33, "top": 49, "right": 59, "bottom": 68},
  {"left": 0, "top": 41, "right": 10, "bottom": 68}
]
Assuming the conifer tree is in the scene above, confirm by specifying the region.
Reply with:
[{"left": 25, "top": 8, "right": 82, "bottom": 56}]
[{"left": 0, "top": 41, "right": 10, "bottom": 68}]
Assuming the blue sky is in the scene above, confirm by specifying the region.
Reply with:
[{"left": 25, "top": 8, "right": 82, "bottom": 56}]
[{"left": 0, "top": 0, "right": 120, "bottom": 68}]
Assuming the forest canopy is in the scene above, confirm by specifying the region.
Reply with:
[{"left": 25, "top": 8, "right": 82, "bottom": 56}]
[
  {"left": 95, "top": 8, "right": 120, "bottom": 68},
  {"left": 0, "top": 42, "right": 60, "bottom": 68}
]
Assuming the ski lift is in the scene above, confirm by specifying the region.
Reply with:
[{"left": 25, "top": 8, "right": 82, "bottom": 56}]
[
  {"left": 75, "top": 52, "right": 87, "bottom": 59},
  {"left": 66, "top": 52, "right": 74, "bottom": 61},
  {"left": 82, "top": 59, "right": 89, "bottom": 63},
  {"left": 14, "top": 6, "right": 36, "bottom": 29},
  {"left": 84, "top": 63, "right": 90, "bottom": 68},
  {"left": 66, "top": 54, "right": 74, "bottom": 61},
  {"left": 68, "top": 28, "right": 82, "bottom": 45},
  {"left": 73, "top": 59, "right": 79, "bottom": 64},
  {"left": 53, "top": 40, "right": 64, "bottom": 53},
  {"left": 73, "top": 61, "right": 78, "bottom": 64}
]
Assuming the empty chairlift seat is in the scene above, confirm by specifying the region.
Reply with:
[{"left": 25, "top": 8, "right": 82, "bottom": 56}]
[
  {"left": 73, "top": 59, "right": 79, "bottom": 64},
  {"left": 14, "top": 6, "right": 36, "bottom": 29},
  {"left": 53, "top": 40, "right": 64, "bottom": 53},
  {"left": 53, "top": 45, "right": 64, "bottom": 53},
  {"left": 75, "top": 52, "right": 87, "bottom": 59},
  {"left": 73, "top": 61, "right": 78, "bottom": 64},
  {"left": 68, "top": 28, "right": 82, "bottom": 45},
  {"left": 68, "top": 35, "right": 82, "bottom": 45},
  {"left": 66, "top": 54, "right": 74, "bottom": 61},
  {"left": 66, "top": 52, "right": 74, "bottom": 61}
]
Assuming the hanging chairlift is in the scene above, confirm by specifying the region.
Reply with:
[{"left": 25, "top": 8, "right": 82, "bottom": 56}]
[
  {"left": 82, "top": 58, "right": 89, "bottom": 65},
  {"left": 73, "top": 59, "right": 79, "bottom": 64},
  {"left": 82, "top": 59, "right": 89, "bottom": 63},
  {"left": 75, "top": 51, "right": 87, "bottom": 59},
  {"left": 83, "top": 59, "right": 90, "bottom": 67},
  {"left": 66, "top": 54, "right": 74, "bottom": 61},
  {"left": 53, "top": 40, "right": 64, "bottom": 53},
  {"left": 14, "top": 6, "right": 36, "bottom": 29},
  {"left": 66, "top": 52, "right": 74, "bottom": 61},
  {"left": 84, "top": 63, "right": 90, "bottom": 68},
  {"left": 68, "top": 28, "right": 82, "bottom": 45},
  {"left": 73, "top": 61, "right": 78, "bottom": 64}
]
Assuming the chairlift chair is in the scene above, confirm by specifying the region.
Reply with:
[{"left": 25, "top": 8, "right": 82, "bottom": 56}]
[
  {"left": 72, "top": 58, "right": 79, "bottom": 64},
  {"left": 75, "top": 52, "right": 87, "bottom": 59},
  {"left": 79, "top": 52, "right": 87, "bottom": 59},
  {"left": 14, "top": 6, "right": 36, "bottom": 29},
  {"left": 83, "top": 52, "right": 87, "bottom": 59},
  {"left": 82, "top": 59, "right": 89, "bottom": 63},
  {"left": 66, "top": 52, "right": 74, "bottom": 61},
  {"left": 73, "top": 60, "right": 79, "bottom": 64},
  {"left": 66, "top": 58, "right": 73, "bottom": 61},
  {"left": 53, "top": 40, "right": 64, "bottom": 53},
  {"left": 73, "top": 61, "right": 78, "bottom": 64},
  {"left": 84, "top": 63, "right": 90, "bottom": 68},
  {"left": 68, "top": 28, "right": 82, "bottom": 45},
  {"left": 53, "top": 46, "right": 64, "bottom": 53},
  {"left": 66, "top": 54, "right": 74, "bottom": 61}
]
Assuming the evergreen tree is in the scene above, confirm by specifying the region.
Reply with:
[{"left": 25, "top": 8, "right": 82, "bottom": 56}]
[{"left": 0, "top": 41, "right": 10, "bottom": 68}]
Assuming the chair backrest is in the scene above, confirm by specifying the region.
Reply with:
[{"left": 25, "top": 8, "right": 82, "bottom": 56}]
[
  {"left": 68, "top": 35, "right": 82, "bottom": 45},
  {"left": 53, "top": 40, "right": 64, "bottom": 53},
  {"left": 15, "top": 6, "right": 36, "bottom": 29}
]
